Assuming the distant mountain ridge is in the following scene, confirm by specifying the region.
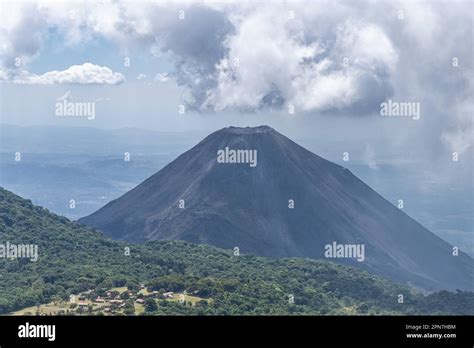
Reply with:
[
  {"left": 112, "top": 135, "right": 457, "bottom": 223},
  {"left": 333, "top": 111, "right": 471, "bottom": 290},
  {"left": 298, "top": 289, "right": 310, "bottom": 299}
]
[
  {"left": 0, "top": 124, "right": 204, "bottom": 155},
  {"left": 80, "top": 125, "right": 474, "bottom": 292}
]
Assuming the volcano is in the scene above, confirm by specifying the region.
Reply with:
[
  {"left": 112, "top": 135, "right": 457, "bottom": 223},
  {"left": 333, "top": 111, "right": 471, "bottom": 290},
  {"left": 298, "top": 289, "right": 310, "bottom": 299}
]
[{"left": 79, "top": 125, "right": 474, "bottom": 291}]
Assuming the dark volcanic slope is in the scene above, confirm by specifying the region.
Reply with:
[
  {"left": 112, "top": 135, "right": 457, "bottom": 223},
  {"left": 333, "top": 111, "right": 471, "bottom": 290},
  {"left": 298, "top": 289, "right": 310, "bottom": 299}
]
[{"left": 80, "top": 126, "right": 474, "bottom": 291}]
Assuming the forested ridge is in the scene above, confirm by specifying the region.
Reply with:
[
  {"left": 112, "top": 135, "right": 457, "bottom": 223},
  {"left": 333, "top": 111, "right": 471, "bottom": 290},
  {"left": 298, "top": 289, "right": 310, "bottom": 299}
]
[{"left": 1, "top": 187, "right": 472, "bottom": 315}]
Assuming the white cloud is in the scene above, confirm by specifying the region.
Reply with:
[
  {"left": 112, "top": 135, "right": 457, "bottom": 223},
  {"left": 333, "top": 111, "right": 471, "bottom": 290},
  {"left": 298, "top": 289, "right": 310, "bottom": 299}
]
[
  {"left": 0, "top": 2, "right": 397, "bottom": 111},
  {"left": 336, "top": 21, "right": 398, "bottom": 70},
  {"left": 9, "top": 63, "right": 125, "bottom": 85},
  {"left": 137, "top": 73, "right": 147, "bottom": 80},
  {"left": 201, "top": 7, "right": 397, "bottom": 113},
  {"left": 202, "top": 6, "right": 326, "bottom": 111},
  {"left": 0, "top": 2, "right": 46, "bottom": 68}
]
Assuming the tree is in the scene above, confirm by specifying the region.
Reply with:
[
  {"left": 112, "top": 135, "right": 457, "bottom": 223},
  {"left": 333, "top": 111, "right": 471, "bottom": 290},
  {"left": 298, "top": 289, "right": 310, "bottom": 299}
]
[
  {"left": 124, "top": 307, "right": 135, "bottom": 315},
  {"left": 126, "top": 281, "right": 140, "bottom": 293},
  {"left": 144, "top": 299, "right": 158, "bottom": 313},
  {"left": 124, "top": 300, "right": 135, "bottom": 315}
]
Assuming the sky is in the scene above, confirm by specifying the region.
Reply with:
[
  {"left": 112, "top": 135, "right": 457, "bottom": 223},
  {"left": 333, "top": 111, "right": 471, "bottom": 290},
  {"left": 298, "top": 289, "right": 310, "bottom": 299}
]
[{"left": 0, "top": 0, "right": 472, "bottom": 171}]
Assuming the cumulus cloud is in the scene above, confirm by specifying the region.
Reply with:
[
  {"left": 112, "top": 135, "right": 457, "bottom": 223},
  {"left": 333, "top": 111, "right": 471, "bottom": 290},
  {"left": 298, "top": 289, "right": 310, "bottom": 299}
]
[
  {"left": 148, "top": 4, "right": 234, "bottom": 107},
  {"left": 202, "top": 10, "right": 397, "bottom": 113},
  {"left": 5, "top": 63, "right": 125, "bottom": 85},
  {"left": 0, "top": 2, "right": 46, "bottom": 69}
]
